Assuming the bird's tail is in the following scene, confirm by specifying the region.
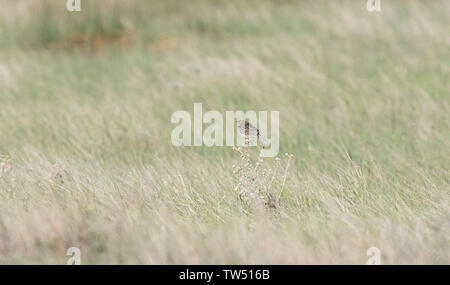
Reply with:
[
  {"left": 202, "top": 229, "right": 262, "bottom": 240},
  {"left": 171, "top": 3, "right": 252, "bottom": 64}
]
[{"left": 259, "top": 137, "right": 266, "bottom": 149}]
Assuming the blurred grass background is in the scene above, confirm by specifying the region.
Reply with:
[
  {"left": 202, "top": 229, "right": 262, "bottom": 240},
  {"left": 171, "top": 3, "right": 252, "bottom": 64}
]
[{"left": 0, "top": 0, "right": 449, "bottom": 264}]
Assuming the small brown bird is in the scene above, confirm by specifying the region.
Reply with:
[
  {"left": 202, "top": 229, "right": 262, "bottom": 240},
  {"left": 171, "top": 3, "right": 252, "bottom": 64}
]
[{"left": 236, "top": 120, "right": 266, "bottom": 148}]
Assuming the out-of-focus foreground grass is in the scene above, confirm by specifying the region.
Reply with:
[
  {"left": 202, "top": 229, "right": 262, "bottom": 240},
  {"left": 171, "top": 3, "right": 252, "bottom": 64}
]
[{"left": 0, "top": 0, "right": 449, "bottom": 264}]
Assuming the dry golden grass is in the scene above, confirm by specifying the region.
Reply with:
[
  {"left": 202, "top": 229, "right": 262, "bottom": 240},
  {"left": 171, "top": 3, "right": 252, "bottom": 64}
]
[{"left": 0, "top": 0, "right": 449, "bottom": 264}]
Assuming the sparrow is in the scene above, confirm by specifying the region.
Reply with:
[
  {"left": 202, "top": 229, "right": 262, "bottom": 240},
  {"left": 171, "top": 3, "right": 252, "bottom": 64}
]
[{"left": 236, "top": 120, "right": 266, "bottom": 148}]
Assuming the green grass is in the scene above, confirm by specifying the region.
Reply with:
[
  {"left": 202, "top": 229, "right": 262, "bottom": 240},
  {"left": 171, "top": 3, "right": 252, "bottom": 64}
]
[{"left": 0, "top": 0, "right": 449, "bottom": 264}]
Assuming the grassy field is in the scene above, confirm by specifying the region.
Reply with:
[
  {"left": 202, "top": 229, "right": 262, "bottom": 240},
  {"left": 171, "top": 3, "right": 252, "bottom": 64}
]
[{"left": 0, "top": 0, "right": 449, "bottom": 264}]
